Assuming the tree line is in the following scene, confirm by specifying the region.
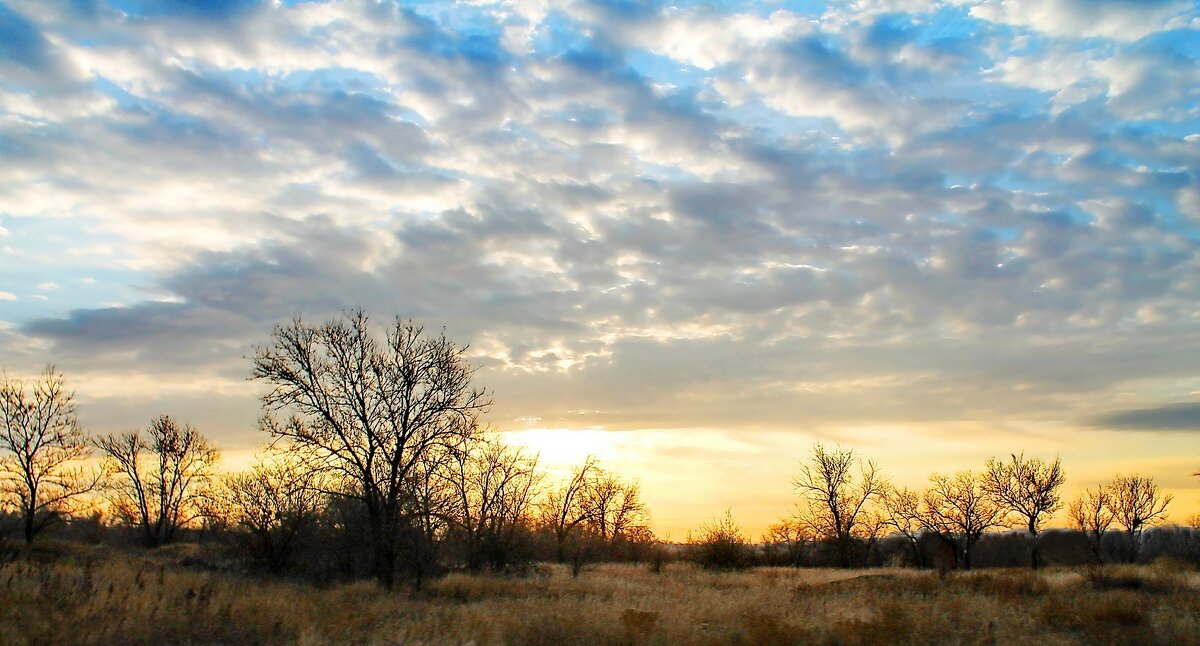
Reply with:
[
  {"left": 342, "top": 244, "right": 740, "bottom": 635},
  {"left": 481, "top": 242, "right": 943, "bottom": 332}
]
[
  {"left": 702, "top": 445, "right": 1185, "bottom": 571},
  {"left": 2, "top": 310, "right": 1197, "bottom": 589}
]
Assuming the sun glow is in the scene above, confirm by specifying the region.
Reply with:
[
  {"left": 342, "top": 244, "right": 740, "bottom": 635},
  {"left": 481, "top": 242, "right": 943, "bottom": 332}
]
[{"left": 501, "top": 427, "right": 624, "bottom": 476}]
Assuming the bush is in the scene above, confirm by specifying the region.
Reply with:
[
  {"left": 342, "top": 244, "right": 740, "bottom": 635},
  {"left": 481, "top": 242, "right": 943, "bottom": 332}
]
[{"left": 690, "top": 510, "right": 750, "bottom": 570}]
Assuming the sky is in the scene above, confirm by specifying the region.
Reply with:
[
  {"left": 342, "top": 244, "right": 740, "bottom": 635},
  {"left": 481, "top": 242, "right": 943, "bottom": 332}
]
[{"left": 1, "top": 0, "right": 1199, "bottom": 538}]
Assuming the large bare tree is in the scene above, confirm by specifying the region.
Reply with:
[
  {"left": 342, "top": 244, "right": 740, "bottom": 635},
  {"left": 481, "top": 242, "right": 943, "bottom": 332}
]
[
  {"left": 0, "top": 366, "right": 98, "bottom": 543},
  {"left": 251, "top": 310, "right": 489, "bottom": 590},
  {"left": 922, "top": 470, "right": 1007, "bottom": 570},
  {"left": 982, "top": 453, "right": 1065, "bottom": 569},
  {"left": 96, "top": 415, "right": 220, "bottom": 547},
  {"left": 792, "top": 443, "right": 885, "bottom": 567}
]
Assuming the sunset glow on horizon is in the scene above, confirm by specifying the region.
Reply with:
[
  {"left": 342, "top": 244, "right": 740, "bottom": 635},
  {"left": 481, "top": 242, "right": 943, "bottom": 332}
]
[{"left": 2, "top": 0, "right": 1199, "bottom": 540}]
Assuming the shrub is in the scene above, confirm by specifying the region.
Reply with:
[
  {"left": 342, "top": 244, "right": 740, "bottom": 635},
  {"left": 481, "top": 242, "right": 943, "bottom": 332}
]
[{"left": 690, "top": 510, "right": 750, "bottom": 570}]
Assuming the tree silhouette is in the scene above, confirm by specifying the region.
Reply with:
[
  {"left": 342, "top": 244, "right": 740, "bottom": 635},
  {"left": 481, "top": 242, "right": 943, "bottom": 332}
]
[
  {"left": 1109, "top": 473, "right": 1172, "bottom": 562},
  {"left": 922, "top": 470, "right": 1007, "bottom": 570},
  {"left": 881, "top": 485, "right": 926, "bottom": 568},
  {"left": 1068, "top": 485, "right": 1113, "bottom": 564},
  {"left": 793, "top": 443, "right": 885, "bottom": 567},
  {"left": 251, "top": 310, "right": 489, "bottom": 590},
  {"left": 96, "top": 415, "right": 220, "bottom": 547},
  {"left": 982, "top": 453, "right": 1065, "bottom": 569},
  {"left": 446, "top": 434, "right": 541, "bottom": 571},
  {"left": 221, "top": 452, "right": 325, "bottom": 573},
  {"left": 0, "top": 366, "right": 98, "bottom": 543},
  {"left": 539, "top": 455, "right": 600, "bottom": 564}
]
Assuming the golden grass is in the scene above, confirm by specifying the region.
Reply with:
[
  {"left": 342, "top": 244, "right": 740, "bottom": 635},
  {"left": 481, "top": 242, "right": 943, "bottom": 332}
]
[{"left": 1, "top": 547, "right": 1198, "bottom": 645}]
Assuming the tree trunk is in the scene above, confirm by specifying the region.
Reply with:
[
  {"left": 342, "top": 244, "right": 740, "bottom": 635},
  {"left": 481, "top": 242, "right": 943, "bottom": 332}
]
[
  {"left": 1028, "top": 523, "right": 1040, "bottom": 570},
  {"left": 23, "top": 507, "right": 35, "bottom": 545}
]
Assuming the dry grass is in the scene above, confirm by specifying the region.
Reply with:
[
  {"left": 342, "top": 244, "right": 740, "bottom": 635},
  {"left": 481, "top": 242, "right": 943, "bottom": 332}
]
[{"left": 1, "top": 546, "right": 1198, "bottom": 645}]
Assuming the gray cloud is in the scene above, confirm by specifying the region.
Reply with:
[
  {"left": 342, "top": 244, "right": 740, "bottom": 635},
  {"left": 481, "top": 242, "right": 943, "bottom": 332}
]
[{"left": 1090, "top": 403, "right": 1200, "bottom": 432}]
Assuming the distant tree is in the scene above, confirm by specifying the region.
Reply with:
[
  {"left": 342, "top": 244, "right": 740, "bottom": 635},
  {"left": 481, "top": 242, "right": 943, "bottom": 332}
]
[
  {"left": 0, "top": 366, "right": 98, "bottom": 543},
  {"left": 922, "top": 470, "right": 1007, "bottom": 570},
  {"left": 792, "top": 443, "right": 886, "bottom": 567},
  {"left": 251, "top": 311, "right": 489, "bottom": 590},
  {"left": 539, "top": 456, "right": 600, "bottom": 563},
  {"left": 1109, "top": 473, "right": 1172, "bottom": 562},
  {"left": 762, "top": 518, "right": 809, "bottom": 566},
  {"left": 580, "top": 467, "right": 649, "bottom": 555},
  {"left": 691, "top": 508, "right": 749, "bottom": 570},
  {"left": 96, "top": 415, "right": 220, "bottom": 547},
  {"left": 1068, "top": 485, "right": 1114, "bottom": 564},
  {"left": 982, "top": 453, "right": 1065, "bottom": 569},
  {"left": 446, "top": 434, "right": 541, "bottom": 571},
  {"left": 222, "top": 452, "right": 325, "bottom": 573},
  {"left": 881, "top": 485, "right": 927, "bottom": 568}
]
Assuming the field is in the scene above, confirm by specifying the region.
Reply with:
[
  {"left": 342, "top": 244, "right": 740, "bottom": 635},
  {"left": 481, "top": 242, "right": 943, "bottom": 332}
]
[{"left": 1, "top": 545, "right": 1198, "bottom": 645}]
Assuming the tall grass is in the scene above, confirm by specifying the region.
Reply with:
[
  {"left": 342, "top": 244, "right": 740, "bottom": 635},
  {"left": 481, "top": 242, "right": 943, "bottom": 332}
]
[{"left": 1, "top": 544, "right": 1197, "bottom": 644}]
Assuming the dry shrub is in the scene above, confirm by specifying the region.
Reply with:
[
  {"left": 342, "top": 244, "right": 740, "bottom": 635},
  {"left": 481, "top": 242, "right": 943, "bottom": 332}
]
[
  {"left": 4, "top": 547, "right": 1200, "bottom": 645},
  {"left": 1086, "top": 566, "right": 1185, "bottom": 594},
  {"left": 965, "top": 570, "right": 1050, "bottom": 598}
]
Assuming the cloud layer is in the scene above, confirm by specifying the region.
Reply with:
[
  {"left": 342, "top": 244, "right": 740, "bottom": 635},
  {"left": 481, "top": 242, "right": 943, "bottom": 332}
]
[{"left": 1, "top": 0, "right": 1198, "bottom": 465}]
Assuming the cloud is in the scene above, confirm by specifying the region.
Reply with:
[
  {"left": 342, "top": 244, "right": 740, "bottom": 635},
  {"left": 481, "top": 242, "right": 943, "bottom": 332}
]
[
  {"left": 970, "top": 0, "right": 1193, "bottom": 42},
  {"left": 0, "top": 291, "right": 16, "bottom": 301},
  {"left": 1, "top": 0, "right": 1198, "bottom": 446},
  {"left": 1090, "top": 403, "right": 1200, "bottom": 431}
]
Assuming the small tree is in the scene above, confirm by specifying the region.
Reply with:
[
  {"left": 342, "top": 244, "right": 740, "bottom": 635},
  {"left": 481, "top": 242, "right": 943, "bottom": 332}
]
[
  {"left": 539, "top": 456, "right": 600, "bottom": 563},
  {"left": 691, "top": 509, "right": 749, "bottom": 570},
  {"left": 1109, "top": 473, "right": 1172, "bottom": 562},
  {"left": 881, "top": 485, "right": 926, "bottom": 568},
  {"left": 793, "top": 443, "right": 885, "bottom": 567},
  {"left": 762, "top": 518, "right": 808, "bottom": 566},
  {"left": 922, "top": 470, "right": 1007, "bottom": 570},
  {"left": 222, "top": 452, "right": 324, "bottom": 573},
  {"left": 0, "top": 366, "right": 98, "bottom": 543},
  {"left": 446, "top": 435, "right": 541, "bottom": 571},
  {"left": 96, "top": 415, "right": 220, "bottom": 547},
  {"left": 580, "top": 467, "right": 649, "bottom": 557},
  {"left": 982, "top": 453, "right": 1065, "bottom": 569},
  {"left": 1068, "top": 485, "right": 1113, "bottom": 564}
]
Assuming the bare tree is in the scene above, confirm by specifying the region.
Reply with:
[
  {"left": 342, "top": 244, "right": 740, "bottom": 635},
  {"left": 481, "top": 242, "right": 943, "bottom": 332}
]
[
  {"left": 792, "top": 443, "right": 885, "bottom": 567},
  {"left": 1068, "top": 485, "right": 1113, "bottom": 564},
  {"left": 881, "top": 485, "right": 927, "bottom": 568},
  {"left": 0, "top": 366, "right": 98, "bottom": 543},
  {"left": 222, "top": 452, "right": 325, "bottom": 573},
  {"left": 1109, "top": 473, "right": 1172, "bottom": 562},
  {"left": 580, "top": 468, "right": 649, "bottom": 554},
  {"left": 762, "top": 518, "right": 809, "bottom": 566},
  {"left": 96, "top": 415, "right": 220, "bottom": 547},
  {"left": 922, "top": 470, "right": 1007, "bottom": 570},
  {"left": 539, "top": 455, "right": 600, "bottom": 563},
  {"left": 446, "top": 434, "right": 541, "bottom": 571},
  {"left": 982, "top": 453, "right": 1065, "bottom": 569},
  {"left": 251, "top": 311, "right": 489, "bottom": 590}
]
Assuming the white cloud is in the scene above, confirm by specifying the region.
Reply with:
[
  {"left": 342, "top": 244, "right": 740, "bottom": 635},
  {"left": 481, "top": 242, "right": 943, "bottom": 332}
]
[
  {"left": 0, "top": 291, "right": 16, "bottom": 301},
  {"left": 970, "top": 0, "right": 1191, "bottom": 42}
]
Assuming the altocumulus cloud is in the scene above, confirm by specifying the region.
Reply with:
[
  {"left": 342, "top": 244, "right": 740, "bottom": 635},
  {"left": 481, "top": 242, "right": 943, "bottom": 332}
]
[{"left": 0, "top": 0, "right": 1198, "bottom": 443}]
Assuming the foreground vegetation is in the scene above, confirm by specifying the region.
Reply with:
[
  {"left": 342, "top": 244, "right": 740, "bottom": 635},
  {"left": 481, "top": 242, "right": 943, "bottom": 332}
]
[{"left": 1, "top": 543, "right": 1199, "bottom": 645}]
